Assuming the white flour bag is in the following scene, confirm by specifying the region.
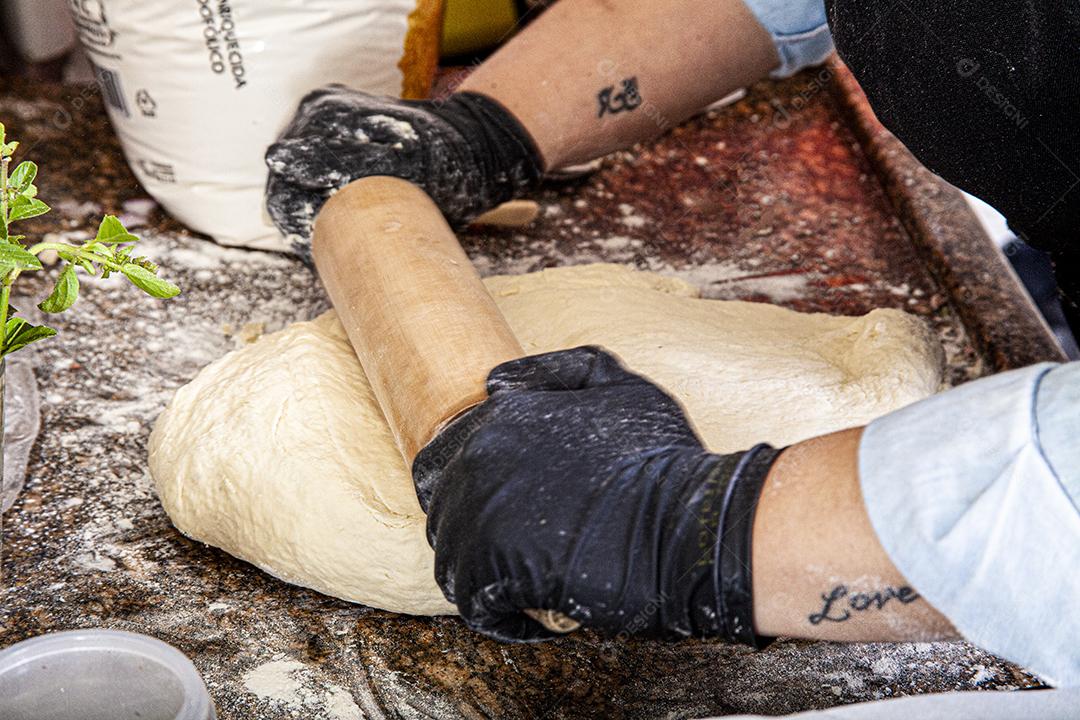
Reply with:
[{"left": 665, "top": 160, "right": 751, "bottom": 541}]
[{"left": 71, "top": 0, "right": 443, "bottom": 252}]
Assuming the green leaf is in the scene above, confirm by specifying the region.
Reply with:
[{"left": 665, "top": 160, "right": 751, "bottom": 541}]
[
  {"left": 0, "top": 243, "right": 42, "bottom": 270},
  {"left": 2, "top": 317, "right": 57, "bottom": 356},
  {"left": 81, "top": 242, "right": 111, "bottom": 257},
  {"left": 95, "top": 215, "right": 138, "bottom": 245},
  {"left": 9, "top": 161, "right": 36, "bottom": 192},
  {"left": 38, "top": 264, "right": 79, "bottom": 313},
  {"left": 121, "top": 264, "right": 180, "bottom": 299},
  {"left": 1, "top": 141, "right": 18, "bottom": 158},
  {"left": 0, "top": 122, "right": 5, "bottom": 148},
  {"left": 8, "top": 196, "right": 49, "bottom": 222}
]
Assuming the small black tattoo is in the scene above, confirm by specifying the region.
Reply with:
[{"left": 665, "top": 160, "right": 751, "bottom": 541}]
[
  {"left": 597, "top": 77, "right": 643, "bottom": 118},
  {"left": 808, "top": 584, "right": 920, "bottom": 625}
]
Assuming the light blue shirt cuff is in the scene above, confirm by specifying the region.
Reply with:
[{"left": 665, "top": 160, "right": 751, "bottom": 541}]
[
  {"left": 715, "top": 687, "right": 1080, "bottom": 719},
  {"left": 741, "top": 0, "right": 835, "bottom": 78},
  {"left": 859, "top": 362, "right": 1080, "bottom": 686}
]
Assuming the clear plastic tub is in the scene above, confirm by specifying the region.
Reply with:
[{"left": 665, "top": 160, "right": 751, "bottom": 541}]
[
  {"left": 2, "top": 355, "right": 42, "bottom": 514},
  {"left": 0, "top": 629, "right": 216, "bottom": 720}
]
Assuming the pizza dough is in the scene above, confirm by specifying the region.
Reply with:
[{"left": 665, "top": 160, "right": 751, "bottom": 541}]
[{"left": 149, "top": 264, "right": 944, "bottom": 615}]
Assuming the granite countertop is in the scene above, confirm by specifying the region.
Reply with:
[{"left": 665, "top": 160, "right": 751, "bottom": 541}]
[{"left": 0, "top": 68, "right": 1057, "bottom": 719}]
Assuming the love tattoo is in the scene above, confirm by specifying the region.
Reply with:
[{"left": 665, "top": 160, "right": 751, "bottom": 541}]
[{"left": 808, "top": 584, "right": 920, "bottom": 624}]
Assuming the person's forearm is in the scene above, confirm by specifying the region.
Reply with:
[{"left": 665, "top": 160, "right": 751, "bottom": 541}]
[
  {"left": 458, "top": 0, "right": 779, "bottom": 171},
  {"left": 751, "top": 427, "right": 958, "bottom": 642}
]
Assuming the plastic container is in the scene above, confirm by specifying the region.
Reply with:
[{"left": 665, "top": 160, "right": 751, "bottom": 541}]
[
  {"left": 2, "top": 355, "right": 42, "bottom": 514},
  {"left": 0, "top": 630, "right": 215, "bottom": 720}
]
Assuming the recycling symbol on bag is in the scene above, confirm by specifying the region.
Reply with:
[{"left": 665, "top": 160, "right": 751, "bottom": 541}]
[{"left": 136, "top": 90, "right": 158, "bottom": 118}]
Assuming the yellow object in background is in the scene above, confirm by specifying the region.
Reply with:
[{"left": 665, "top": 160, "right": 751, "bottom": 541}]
[{"left": 441, "top": 0, "right": 519, "bottom": 57}]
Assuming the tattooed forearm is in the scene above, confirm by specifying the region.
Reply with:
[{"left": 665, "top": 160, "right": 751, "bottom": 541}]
[
  {"left": 808, "top": 584, "right": 920, "bottom": 625},
  {"left": 597, "top": 77, "right": 642, "bottom": 118}
]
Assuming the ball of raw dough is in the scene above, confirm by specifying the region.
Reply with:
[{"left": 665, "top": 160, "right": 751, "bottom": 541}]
[{"left": 149, "top": 264, "right": 943, "bottom": 615}]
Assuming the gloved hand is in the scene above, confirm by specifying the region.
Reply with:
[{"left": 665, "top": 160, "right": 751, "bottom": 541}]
[
  {"left": 412, "top": 346, "right": 782, "bottom": 644},
  {"left": 265, "top": 87, "right": 543, "bottom": 256}
]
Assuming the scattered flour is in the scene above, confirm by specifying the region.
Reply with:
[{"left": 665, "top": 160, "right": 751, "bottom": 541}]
[
  {"left": 971, "top": 664, "right": 997, "bottom": 685},
  {"left": 54, "top": 200, "right": 104, "bottom": 220},
  {"left": 871, "top": 656, "right": 901, "bottom": 679},
  {"left": 617, "top": 203, "right": 649, "bottom": 228},
  {"left": 824, "top": 670, "right": 866, "bottom": 696},
  {"left": 466, "top": 222, "right": 821, "bottom": 306},
  {"left": 243, "top": 659, "right": 363, "bottom": 720},
  {"left": 119, "top": 198, "right": 159, "bottom": 228},
  {"left": 675, "top": 267, "right": 813, "bottom": 302},
  {"left": 74, "top": 551, "right": 117, "bottom": 572},
  {"left": 243, "top": 660, "right": 306, "bottom": 705},
  {"left": 367, "top": 114, "right": 419, "bottom": 141},
  {"left": 138, "top": 237, "right": 291, "bottom": 271}
]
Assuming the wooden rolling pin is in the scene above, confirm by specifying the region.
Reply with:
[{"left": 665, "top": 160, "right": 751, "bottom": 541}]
[{"left": 312, "top": 176, "right": 579, "bottom": 634}]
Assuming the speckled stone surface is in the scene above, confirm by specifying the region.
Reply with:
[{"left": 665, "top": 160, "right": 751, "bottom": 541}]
[{"left": 0, "top": 68, "right": 1056, "bottom": 719}]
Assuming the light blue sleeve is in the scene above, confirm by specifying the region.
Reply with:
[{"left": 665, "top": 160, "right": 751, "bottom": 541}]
[
  {"left": 714, "top": 687, "right": 1080, "bottom": 719},
  {"left": 741, "top": 0, "right": 835, "bottom": 78},
  {"left": 859, "top": 362, "right": 1080, "bottom": 687}
]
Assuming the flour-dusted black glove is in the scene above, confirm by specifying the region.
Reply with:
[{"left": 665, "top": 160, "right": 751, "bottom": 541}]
[
  {"left": 265, "top": 87, "right": 543, "bottom": 257},
  {"left": 412, "top": 346, "right": 782, "bottom": 645}
]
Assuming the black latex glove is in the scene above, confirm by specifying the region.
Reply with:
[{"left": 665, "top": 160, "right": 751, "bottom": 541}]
[
  {"left": 412, "top": 346, "right": 781, "bottom": 645},
  {"left": 265, "top": 87, "right": 543, "bottom": 258}
]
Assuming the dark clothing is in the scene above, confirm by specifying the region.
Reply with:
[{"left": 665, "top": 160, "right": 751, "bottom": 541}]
[{"left": 826, "top": 0, "right": 1080, "bottom": 328}]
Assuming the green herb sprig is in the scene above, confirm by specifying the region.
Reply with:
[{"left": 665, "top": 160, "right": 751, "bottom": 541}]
[{"left": 0, "top": 123, "right": 179, "bottom": 359}]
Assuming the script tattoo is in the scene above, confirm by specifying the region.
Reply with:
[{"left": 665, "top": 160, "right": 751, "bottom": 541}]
[
  {"left": 808, "top": 584, "right": 920, "bottom": 624},
  {"left": 597, "top": 77, "right": 643, "bottom": 118}
]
